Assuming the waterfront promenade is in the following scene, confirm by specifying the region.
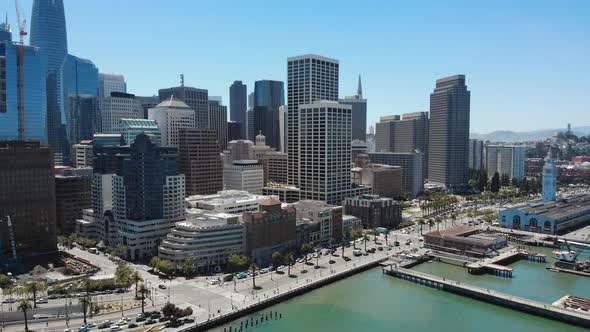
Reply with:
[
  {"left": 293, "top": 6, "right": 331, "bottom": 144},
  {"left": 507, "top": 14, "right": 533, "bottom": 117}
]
[{"left": 383, "top": 265, "right": 590, "bottom": 329}]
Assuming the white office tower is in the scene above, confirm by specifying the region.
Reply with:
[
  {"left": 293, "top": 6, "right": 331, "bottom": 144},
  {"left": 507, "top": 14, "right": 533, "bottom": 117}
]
[
  {"left": 148, "top": 96, "right": 196, "bottom": 146},
  {"left": 223, "top": 160, "right": 264, "bottom": 194}
]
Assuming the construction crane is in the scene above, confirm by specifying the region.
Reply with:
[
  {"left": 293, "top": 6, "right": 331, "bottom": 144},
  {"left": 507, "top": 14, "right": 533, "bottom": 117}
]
[{"left": 15, "top": 0, "right": 27, "bottom": 140}]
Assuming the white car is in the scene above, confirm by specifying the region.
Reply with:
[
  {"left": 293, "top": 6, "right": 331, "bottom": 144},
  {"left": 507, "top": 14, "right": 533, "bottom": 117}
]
[{"left": 277, "top": 265, "right": 285, "bottom": 270}]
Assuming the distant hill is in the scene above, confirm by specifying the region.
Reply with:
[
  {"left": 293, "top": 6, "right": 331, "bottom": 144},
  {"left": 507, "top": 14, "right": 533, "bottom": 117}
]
[{"left": 470, "top": 127, "right": 590, "bottom": 143}]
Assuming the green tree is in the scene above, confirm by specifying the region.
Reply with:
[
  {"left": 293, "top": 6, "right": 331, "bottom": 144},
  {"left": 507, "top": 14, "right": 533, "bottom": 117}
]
[
  {"left": 227, "top": 255, "right": 249, "bottom": 292},
  {"left": 286, "top": 252, "right": 295, "bottom": 277},
  {"left": 130, "top": 270, "right": 143, "bottom": 298},
  {"left": 158, "top": 259, "right": 175, "bottom": 275},
  {"left": 490, "top": 172, "right": 501, "bottom": 193},
  {"left": 315, "top": 246, "right": 321, "bottom": 267},
  {"left": 181, "top": 259, "right": 196, "bottom": 278},
  {"left": 300, "top": 243, "right": 312, "bottom": 264},
  {"left": 149, "top": 257, "right": 161, "bottom": 272},
  {"left": 17, "top": 300, "right": 32, "bottom": 331},
  {"left": 468, "top": 179, "right": 478, "bottom": 191},
  {"left": 478, "top": 170, "right": 488, "bottom": 192},
  {"left": 138, "top": 283, "right": 149, "bottom": 314},
  {"left": 79, "top": 296, "right": 92, "bottom": 324},
  {"left": 109, "top": 245, "right": 126, "bottom": 258},
  {"left": 351, "top": 229, "right": 363, "bottom": 249},
  {"left": 24, "top": 281, "right": 47, "bottom": 309},
  {"left": 363, "top": 234, "right": 369, "bottom": 251},
  {"left": 340, "top": 238, "right": 347, "bottom": 257},
  {"left": 500, "top": 173, "right": 510, "bottom": 187},
  {"left": 0, "top": 274, "right": 12, "bottom": 289},
  {"left": 271, "top": 251, "right": 284, "bottom": 268},
  {"left": 115, "top": 263, "right": 133, "bottom": 288},
  {"left": 373, "top": 229, "right": 379, "bottom": 244},
  {"left": 249, "top": 263, "right": 259, "bottom": 289}
]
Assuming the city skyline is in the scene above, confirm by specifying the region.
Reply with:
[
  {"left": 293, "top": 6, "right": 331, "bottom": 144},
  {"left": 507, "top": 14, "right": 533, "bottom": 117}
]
[{"left": 6, "top": 0, "right": 588, "bottom": 134}]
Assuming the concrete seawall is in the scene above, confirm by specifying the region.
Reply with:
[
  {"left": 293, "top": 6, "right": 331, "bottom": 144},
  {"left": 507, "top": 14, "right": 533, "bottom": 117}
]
[
  {"left": 180, "top": 256, "right": 388, "bottom": 332},
  {"left": 383, "top": 266, "right": 590, "bottom": 329}
]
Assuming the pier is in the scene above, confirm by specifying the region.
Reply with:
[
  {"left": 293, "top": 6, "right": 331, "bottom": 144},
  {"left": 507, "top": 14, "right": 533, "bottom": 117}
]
[
  {"left": 383, "top": 265, "right": 590, "bottom": 329},
  {"left": 464, "top": 249, "right": 545, "bottom": 277}
]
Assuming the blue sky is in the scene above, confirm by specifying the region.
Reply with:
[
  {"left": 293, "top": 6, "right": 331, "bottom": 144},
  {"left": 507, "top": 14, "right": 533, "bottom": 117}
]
[{"left": 12, "top": 0, "right": 590, "bottom": 133}]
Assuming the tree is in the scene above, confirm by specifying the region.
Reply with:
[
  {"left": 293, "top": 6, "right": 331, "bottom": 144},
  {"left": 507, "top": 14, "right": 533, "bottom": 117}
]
[
  {"left": 149, "top": 257, "right": 161, "bottom": 273},
  {"left": 373, "top": 229, "right": 379, "bottom": 244},
  {"left": 109, "top": 245, "right": 126, "bottom": 258},
  {"left": 286, "top": 252, "right": 294, "bottom": 277},
  {"left": 315, "top": 246, "right": 321, "bottom": 268},
  {"left": 510, "top": 177, "right": 519, "bottom": 187},
  {"left": 249, "top": 263, "right": 259, "bottom": 289},
  {"left": 478, "top": 170, "right": 488, "bottom": 192},
  {"left": 79, "top": 296, "right": 92, "bottom": 324},
  {"left": 115, "top": 263, "right": 133, "bottom": 288},
  {"left": 130, "top": 270, "right": 143, "bottom": 298},
  {"left": 363, "top": 234, "right": 369, "bottom": 252},
  {"left": 162, "top": 302, "right": 176, "bottom": 317},
  {"left": 300, "top": 243, "right": 312, "bottom": 264},
  {"left": 341, "top": 238, "right": 347, "bottom": 257},
  {"left": 490, "top": 172, "right": 500, "bottom": 193},
  {"left": 181, "top": 259, "right": 196, "bottom": 278},
  {"left": 0, "top": 274, "right": 12, "bottom": 289},
  {"left": 24, "top": 281, "right": 47, "bottom": 309},
  {"left": 468, "top": 179, "right": 478, "bottom": 191},
  {"left": 271, "top": 251, "right": 284, "bottom": 268},
  {"left": 158, "top": 259, "right": 175, "bottom": 276},
  {"left": 138, "top": 283, "right": 149, "bottom": 314},
  {"left": 17, "top": 300, "right": 32, "bottom": 331},
  {"left": 351, "top": 229, "right": 363, "bottom": 249},
  {"left": 500, "top": 173, "right": 510, "bottom": 187}
]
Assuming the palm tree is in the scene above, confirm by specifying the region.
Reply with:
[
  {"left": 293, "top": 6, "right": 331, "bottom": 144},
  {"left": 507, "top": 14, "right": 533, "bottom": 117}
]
[
  {"left": 249, "top": 263, "right": 259, "bottom": 289},
  {"left": 340, "top": 238, "right": 347, "bottom": 257},
  {"left": 130, "top": 270, "right": 143, "bottom": 298},
  {"left": 351, "top": 229, "right": 363, "bottom": 249},
  {"left": 363, "top": 234, "right": 369, "bottom": 252},
  {"left": 24, "top": 281, "right": 47, "bottom": 309},
  {"left": 373, "top": 229, "right": 379, "bottom": 244},
  {"left": 384, "top": 230, "right": 389, "bottom": 245},
  {"left": 17, "top": 300, "right": 32, "bottom": 331},
  {"left": 81, "top": 277, "right": 93, "bottom": 297},
  {"left": 79, "top": 297, "right": 92, "bottom": 324},
  {"left": 315, "top": 247, "right": 321, "bottom": 268},
  {"left": 286, "top": 252, "right": 294, "bottom": 277},
  {"left": 301, "top": 243, "right": 312, "bottom": 264},
  {"left": 138, "top": 284, "right": 149, "bottom": 314}
]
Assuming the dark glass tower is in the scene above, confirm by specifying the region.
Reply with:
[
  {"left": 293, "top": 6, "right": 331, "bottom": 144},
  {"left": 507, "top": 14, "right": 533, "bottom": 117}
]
[
  {"left": 253, "top": 80, "right": 284, "bottom": 150},
  {"left": 64, "top": 55, "right": 99, "bottom": 144},
  {"left": 229, "top": 81, "right": 247, "bottom": 139},
  {"left": 30, "top": 0, "right": 68, "bottom": 154}
]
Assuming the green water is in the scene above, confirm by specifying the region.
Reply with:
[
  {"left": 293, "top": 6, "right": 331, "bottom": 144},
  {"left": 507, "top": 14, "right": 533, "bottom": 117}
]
[{"left": 213, "top": 246, "right": 590, "bottom": 332}]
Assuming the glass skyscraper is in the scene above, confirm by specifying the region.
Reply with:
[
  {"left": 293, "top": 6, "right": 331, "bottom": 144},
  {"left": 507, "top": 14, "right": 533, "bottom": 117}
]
[
  {"left": 30, "top": 0, "right": 68, "bottom": 153},
  {"left": 253, "top": 80, "right": 284, "bottom": 150},
  {"left": 0, "top": 42, "right": 47, "bottom": 142},
  {"left": 64, "top": 55, "right": 99, "bottom": 145}
]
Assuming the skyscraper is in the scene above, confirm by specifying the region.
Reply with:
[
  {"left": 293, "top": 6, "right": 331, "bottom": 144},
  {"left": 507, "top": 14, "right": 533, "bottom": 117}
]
[
  {"left": 542, "top": 151, "right": 557, "bottom": 202},
  {"left": 99, "top": 73, "right": 126, "bottom": 98},
  {"left": 159, "top": 85, "right": 209, "bottom": 128},
  {"left": 484, "top": 144, "right": 525, "bottom": 182},
  {"left": 339, "top": 75, "right": 367, "bottom": 141},
  {"left": 428, "top": 75, "right": 470, "bottom": 191},
  {"left": 229, "top": 81, "right": 247, "bottom": 138},
  {"left": 297, "top": 102, "right": 353, "bottom": 205},
  {"left": 179, "top": 128, "right": 223, "bottom": 196},
  {"left": 30, "top": 0, "right": 68, "bottom": 155},
  {"left": 64, "top": 55, "right": 99, "bottom": 144},
  {"left": 287, "top": 54, "right": 339, "bottom": 186},
  {"left": 0, "top": 39, "right": 46, "bottom": 142},
  {"left": 148, "top": 97, "right": 195, "bottom": 147},
  {"left": 207, "top": 100, "right": 228, "bottom": 150},
  {"left": 99, "top": 92, "right": 142, "bottom": 135},
  {"left": 468, "top": 139, "right": 484, "bottom": 170},
  {"left": 253, "top": 80, "right": 284, "bottom": 150},
  {"left": 0, "top": 141, "right": 57, "bottom": 259}
]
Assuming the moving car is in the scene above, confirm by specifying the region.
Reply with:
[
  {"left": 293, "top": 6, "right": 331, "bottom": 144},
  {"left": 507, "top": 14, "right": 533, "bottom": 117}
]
[
  {"left": 353, "top": 249, "right": 362, "bottom": 256},
  {"left": 158, "top": 284, "right": 167, "bottom": 290}
]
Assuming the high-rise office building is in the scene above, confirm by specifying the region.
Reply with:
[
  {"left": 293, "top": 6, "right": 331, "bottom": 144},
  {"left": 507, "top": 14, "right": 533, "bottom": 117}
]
[
  {"left": 428, "top": 75, "right": 470, "bottom": 190},
  {"left": 227, "top": 121, "right": 241, "bottom": 142},
  {"left": 0, "top": 141, "right": 57, "bottom": 259},
  {"left": 223, "top": 160, "right": 264, "bottom": 194},
  {"left": 298, "top": 102, "right": 352, "bottom": 205},
  {"left": 100, "top": 92, "right": 142, "bottom": 135},
  {"left": 159, "top": 85, "right": 209, "bottom": 129},
  {"left": 484, "top": 144, "right": 525, "bottom": 182},
  {"left": 0, "top": 20, "right": 11, "bottom": 42},
  {"left": 253, "top": 80, "right": 284, "bottom": 150},
  {"left": 64, "top": 55, "right": 99, "bottom": 145},
  {"left": 120, "top": 118, "right": 161, "bottom": 146},
  {"left": 339, "top": 75, "right": 367, "bottom": 141},
  {"left": 368, "top": 151, "right": 424, "bottom": 198},
  {"left": 344, "top": 194, "right": 402, "bottom": 229},
  {"left": 229, "top": 81, "right": 247, "bottom": 138},
  {"left": 468, "top": 139, "right": 484, "bottom": 171},
  {"left": 30, "top": 0, "right": 68, "bottom": 155},
  {"left": 375, "top": 112, "right": 429, "bottom": 179},
  {"left": 179, "top": 128, "right": 223, "bottom": 196},
  {"left": 99, "top": 73, "right": 126, "bottom": 98},
  {"left": 287, "top": 54, "right": 339, "bottom": 187},
  {"left": 72, "top": 140, "right": 93, "bottom": 168},
  {"left": 208, "top": 100, "right": 228, "bottom": 150},
  {"left": 0, "top": 39, "right": 47, "bottom": 143},
  {"left": 148, "top": 97, "right": 195, "bottom": 147},
  {"left": 55, "top": 168, "right": 92, "bottom": 235},
  {"left": 246, "top": 109, "right": 254, "bottom": 141},
  {"left": 136, "top": 95, "right": 159, "bottom": 119}
]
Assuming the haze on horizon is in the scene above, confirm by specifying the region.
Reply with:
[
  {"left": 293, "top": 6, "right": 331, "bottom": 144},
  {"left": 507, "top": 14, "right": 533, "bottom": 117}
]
[{"left": 9, "top": 0, "right": 589, "bottom": 133}]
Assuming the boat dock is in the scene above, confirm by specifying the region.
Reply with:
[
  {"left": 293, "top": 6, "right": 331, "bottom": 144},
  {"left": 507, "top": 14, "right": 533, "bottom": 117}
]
[
  {"left": 553, "top": 295, "right": 590, "bottom": 315},
  {"left": 383, "top": 265, "right": 590, "bottom": 329}
]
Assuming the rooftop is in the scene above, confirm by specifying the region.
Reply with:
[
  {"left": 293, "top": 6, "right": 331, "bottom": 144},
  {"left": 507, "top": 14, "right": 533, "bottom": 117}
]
[
  {"left": 506, "top": 194, "right": 590, "bottom": 220},
  {"left": 156, "top": 96, "right": 190, "bottom": 109}
]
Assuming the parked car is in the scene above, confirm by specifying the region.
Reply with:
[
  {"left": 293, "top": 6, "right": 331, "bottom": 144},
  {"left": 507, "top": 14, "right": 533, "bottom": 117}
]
[
  {"left": 145, "top": 320, "right": 156, "bottom": 325},
  {"left": 36, "top": 298, "right": 48, "bottom": 304},
  {"left": 110, "top": 326, "right": 122, "bottom": 332},
  {"left": 158, "top": 284, "right": 167, "bottom": 290},
  {"left": 128, "top": 323, "right": 138, "bottom": 328}
]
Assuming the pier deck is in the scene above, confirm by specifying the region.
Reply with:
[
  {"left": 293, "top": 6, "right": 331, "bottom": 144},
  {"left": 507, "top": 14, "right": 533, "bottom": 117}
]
[{"left": 383, "top": 265, "right": 590, "bottom": 329}]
